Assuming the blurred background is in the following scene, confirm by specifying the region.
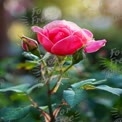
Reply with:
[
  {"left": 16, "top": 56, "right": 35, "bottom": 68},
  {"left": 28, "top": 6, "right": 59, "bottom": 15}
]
[{"left": 0, "top": 0, "right": 122, "bottom": 122}]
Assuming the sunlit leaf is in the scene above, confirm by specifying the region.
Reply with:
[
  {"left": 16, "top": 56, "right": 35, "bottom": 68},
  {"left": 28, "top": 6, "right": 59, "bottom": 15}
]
[
  {"left": 71, "top": 79, "right": 96, "bottom": 90},
  {"left": 81, "top": 84, "right": 96, "bottom": 90},
  {"left": 17, "top": 62, "right": 37, "bottom": 70}
]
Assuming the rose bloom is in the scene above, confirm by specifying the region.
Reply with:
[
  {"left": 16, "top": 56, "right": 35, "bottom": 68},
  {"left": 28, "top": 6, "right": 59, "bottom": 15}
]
[{"left": 32, "top": 20, "right": 106, "bottom": 56}]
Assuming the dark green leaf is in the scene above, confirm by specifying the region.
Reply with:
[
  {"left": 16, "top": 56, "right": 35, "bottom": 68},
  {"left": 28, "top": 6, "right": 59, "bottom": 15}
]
[
  {"left": 72, "top": 48, "right": 85, "bottom": 64},
  {"left": 0, "top": 106, "right": 31, "bottom": 121},
  {"left": 22, "top": 52, "right": 39, "bottom": 60},
  {"left": 0, "top": 84, "right": 30, "bottom": 93},
  {"left": 63, "top": 88, "right": 86, "bottom": 107},
  {"left": 31, "top": 49, "right": 40, "bottom": 58}
]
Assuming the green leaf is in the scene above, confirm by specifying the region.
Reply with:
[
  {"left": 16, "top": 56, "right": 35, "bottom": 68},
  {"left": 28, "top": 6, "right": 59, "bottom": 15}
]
[
  {"left": 27, "top": 83, "right": 44, "bottom": 94},
  {"left": 42, "top": 52, "right": 51, "bottom": 60},
  {"left": 63, "top": 79, "right": 96, "bottom": 107},
  {"left": 39, "top": 106, "right": 48, "bottom": 111},
  {"left": 0, "top": 84, "right": 30, "bottom": 93},
  {"left": 39, "top": 104, "right": 56, "bottom": 111},
  {"left": 63, "top": 56, "right": 72, "bottom": 67},
  {"left": 96, "top": 85, "right": 122, "bottom": 96},
  {"left": 0, "top": 106, "right": 31, "bottom": 121},
  {"left": 71, "top": 79, "right": 96, "bottom": 90},
  {"left": 0, "top": 83, "right": 44, "bottom": 95},
  {"left": 17, "top": 62, "right": 37, "bottom": 70},
  {"left": 63, "top": 88, "right": 86, "bottom": 107},
  {"left": 81, "top": 84, "right": 96, "bottom": 90},
  {"left": 72, "top": 48, "right": 85, "bottom": 64},
  {"left": 92, "top": 79, "right": 107, "bottom": 85},
  {"left": 22, "top": 52, "right": 39, "bottom": 60},
  {"left": 31, "top": 49, "right": 40, "bottom": 58}
]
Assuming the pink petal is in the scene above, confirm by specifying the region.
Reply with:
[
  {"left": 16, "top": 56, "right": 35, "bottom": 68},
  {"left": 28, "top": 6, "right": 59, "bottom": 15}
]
[
  {"left": 81, "top": 29, "right": 93, "bottom": 44},
  {"left": 32, "top": 26, "right": 53, "bottom": 52},
  {"left": 84, "top": 39, "right": 107, "bottom": 53},
  {"left": 62, "top": 20, "right": 82, "bottom": 32},
  {"left": 22, "top": 41, "right": 29, "bottom": 51},
  {"left": 51, "top": 34, "right": 83, "bottom": 55},
  {"left": 48, "top": 27, "right": 70, "bottom": 43},
  {"left": 82, "top": 29, "right": 93, "bottom": 39},
  {"left": 74, "top": 31, "right": 87, "bottom": 44},
  {"left": 44, "top": 20, "right": 82, "bottom": 32}
]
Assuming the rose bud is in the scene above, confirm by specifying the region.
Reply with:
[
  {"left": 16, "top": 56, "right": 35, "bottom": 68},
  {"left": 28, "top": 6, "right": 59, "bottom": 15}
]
[
  {"left": 21, "top": 35, "right": 38, "bottom": 51},
  {"left": 32, "top": 20, "right": 106, "bottom": 56}
]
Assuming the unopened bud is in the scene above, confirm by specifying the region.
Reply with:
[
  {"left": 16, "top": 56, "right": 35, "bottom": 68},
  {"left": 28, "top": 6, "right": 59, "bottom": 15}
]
[{"left": 21, "top": 35, "right": 38, "bottom": 51}]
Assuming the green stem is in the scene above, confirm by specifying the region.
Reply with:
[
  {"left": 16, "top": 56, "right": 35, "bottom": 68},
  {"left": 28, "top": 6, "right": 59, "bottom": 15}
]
[
  {"left": 50, "top": 75, "right": 62, "bottom": 94},
  {"left": 40, "top": 58, "right": 54, "bottom": 121},
  {"left": 63, "top": 64, "right": 73, "bottom": 74},
  {"left": 27, "top": 95, "right": 43, "bottom": 114},
  {"left": 47, "top": 83, "right": 55, "bottom": 122},
  {"left": 50, "top": 64, "right": 73, "bottom": 94},
  {"left": 42, "top": 59, "right": 49, "bottom": 75},
  {"left": 42, "top": 57, "right": 73, "bottom": 122}
]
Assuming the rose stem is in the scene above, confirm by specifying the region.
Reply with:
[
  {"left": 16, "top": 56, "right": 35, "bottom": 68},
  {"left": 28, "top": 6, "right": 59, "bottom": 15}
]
[
  {"left": 63, "top": 64, "right": 73, "bottom": 74},
  {"left": 40, "top": 58, "right": 54, "bottom": 122},
  {"left": 47, "top": 82, "right": 55, "bottom": 122}
]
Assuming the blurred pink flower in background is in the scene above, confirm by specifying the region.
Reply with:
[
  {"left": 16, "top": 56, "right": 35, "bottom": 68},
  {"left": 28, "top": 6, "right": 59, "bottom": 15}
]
[{"left": 4, "top": 0, "right": 33, "bottom": 16}]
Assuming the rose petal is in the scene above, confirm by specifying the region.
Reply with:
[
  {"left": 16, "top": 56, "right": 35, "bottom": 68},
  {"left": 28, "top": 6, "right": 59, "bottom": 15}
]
[
  {"left": 63, "top": 20, "right": 82, "bottom": 32},
  {"left": 44, "top": 20, "right": 62, "bottom": 30},
  {"left": 82, "top": 29, "right": 93, "bottom": 39},
  {"left": 44, "top": 20, "right": 82, "bottom": 32},
  {"left": 48, "top": 27, "right": 70, "bottom": 43},
  {"left": 81, "top": 29, "right": 93, "bottom": 44},
  {"left": 84, "top": 39, "right": 107, "bottom": 53},
  {"left": 74, "top": 31, "right": 87, "bottom": 44},
  {"left": 22, "top": 41, "right": 28, "bottom": 51},
  {"left": 32, "top": 26, "right": 53, "bottom": 52},
  {"left": 32, "top": 26, "right": 49, "bottom": 44},
  {"left": 51, "top": 34, "right": 83, "bottom": 55}
]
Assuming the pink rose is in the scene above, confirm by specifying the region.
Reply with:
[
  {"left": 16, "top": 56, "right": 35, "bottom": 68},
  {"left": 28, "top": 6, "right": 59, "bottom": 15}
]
[{"left": 32, "top": 20, "right": 106, "bottom": 55}]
